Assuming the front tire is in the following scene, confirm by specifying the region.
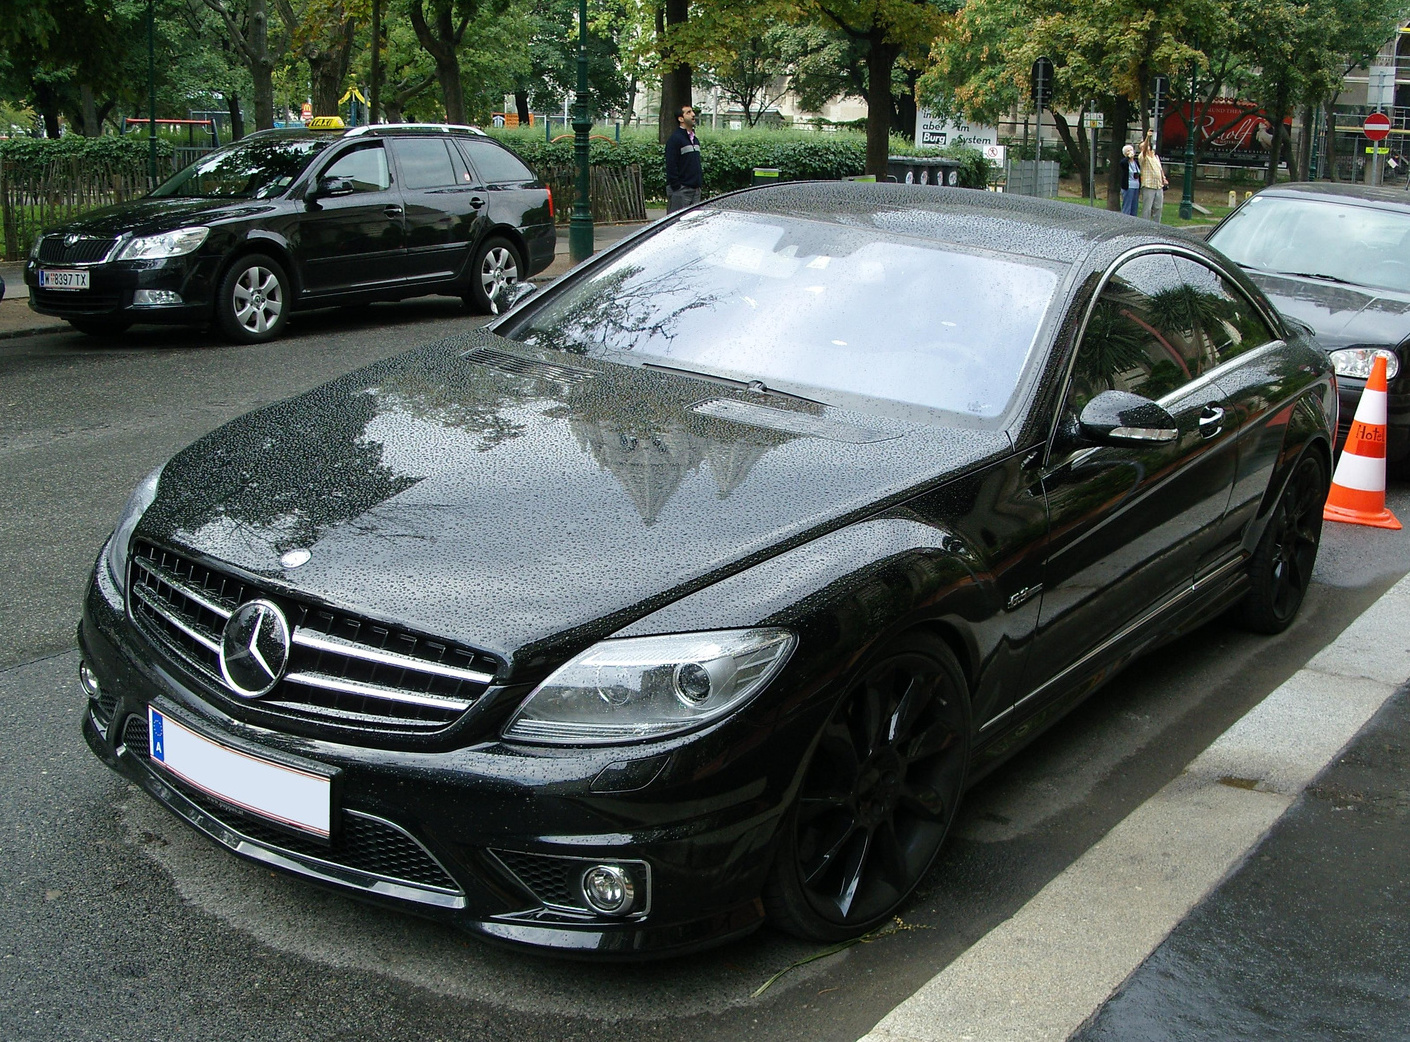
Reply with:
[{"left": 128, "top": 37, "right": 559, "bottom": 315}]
[
  {"left": 765, "top": 632, "right": 971, "bottom": 942},
  {"left": 465, "top": 236, "right": 522, "bottom": 314},
  {"left": 217, "top": 254, "right": 290, "bottom": 343},
  {"left": 1236, "top": 450, "right": 1327, "bottom": 634}
]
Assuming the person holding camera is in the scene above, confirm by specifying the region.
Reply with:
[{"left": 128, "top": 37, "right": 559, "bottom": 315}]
[{"left": 1138, "top": 131, "right": 1168, "bottom": 222}]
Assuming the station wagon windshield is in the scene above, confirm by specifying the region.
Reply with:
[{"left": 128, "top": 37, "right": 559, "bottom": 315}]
[
  {"left": 152, "top": 138, "right": 334, "bottom": 200},
  {"left": 507, "top": 209, "right": 1063, "bottom": 417}
]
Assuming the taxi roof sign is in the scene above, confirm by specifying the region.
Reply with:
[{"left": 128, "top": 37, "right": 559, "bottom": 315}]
[{"left": 305, "top": 116, "right": 346, "bottom": 131}]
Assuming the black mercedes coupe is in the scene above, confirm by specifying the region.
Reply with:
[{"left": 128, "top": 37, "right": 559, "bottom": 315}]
[{"left": 79, "top": 184, "right": 1335, "bottom": 957}]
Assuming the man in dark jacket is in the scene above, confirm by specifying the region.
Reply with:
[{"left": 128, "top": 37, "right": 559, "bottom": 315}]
[{"left": 665, "top": 104, "right": 702, "bottom": 213}]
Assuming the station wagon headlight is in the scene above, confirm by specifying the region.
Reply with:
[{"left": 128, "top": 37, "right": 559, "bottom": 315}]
[
  {"left": 503, "top": 629, "right": 797, "bottom": 745},
  {"left": 105, "top": 465, "right": 164, "bottom": 595},
  {"left": 116, "top": 226, "right": 210, "bottom": 260},
  {"left": 1328, "top": 347, "right": 1400, "bottom": 380}
]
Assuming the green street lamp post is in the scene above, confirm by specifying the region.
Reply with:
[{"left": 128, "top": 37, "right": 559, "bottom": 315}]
[
  {"left": 1179, "top": 71, "right": 1196, "bottom": 220},
  {"left": 568, "top": 0, "right": 594, "bottom": 263},
  {"left": 148, "top": 0, "right": 157, "bottom": 184}
]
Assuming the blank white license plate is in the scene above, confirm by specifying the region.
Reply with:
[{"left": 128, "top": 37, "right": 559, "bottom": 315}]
[
  {"left": 39, "top": 268, "right": 89, "bottom": 290},
  {"left": 147, "top": 706, "right": 332, "bottom": 838}
]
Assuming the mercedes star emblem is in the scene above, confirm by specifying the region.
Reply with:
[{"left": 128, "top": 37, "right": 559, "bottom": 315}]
[
  {"left": 280, "top": 548, "right": 312, "bottom": 569},
  {"left": 219, "top": 599, "right": 291, "bottom": 698}
]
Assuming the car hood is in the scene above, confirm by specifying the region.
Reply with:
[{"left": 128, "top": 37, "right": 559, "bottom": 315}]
[
  {"left": 138, "top": 330, "right": 1011, "bottom": 674},
  {"left": 1247, "top": 270, "right": 1410, "bottom": 350},
  {"left": 50, "top": 197, "right": 277, "bottom": 239}
]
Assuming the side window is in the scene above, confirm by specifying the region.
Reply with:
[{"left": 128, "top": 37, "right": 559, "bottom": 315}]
[
  {"left": 322, "top": 144, "right": 390, "bottom": 192},
  {"left": 391, "top": 138, "right": 461, "bottom": 190},
  {"left": 460, "top": 139, "right": 535, "bottom": 186},
  {"left": 1172, "top": 256, "right": 1279, "bottom": 366},
  {"left": 1066, "top": 253, "right": 1200, "bottom": 416}
]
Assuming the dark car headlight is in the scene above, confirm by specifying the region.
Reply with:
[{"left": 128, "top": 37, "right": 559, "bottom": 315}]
[
  {"left": 115, "top": 226, "right": 210, "bottom": 261},
  {"left": 503, "top": 629, "right": 796, "bottom": 745},
  {"left": 104, "top": 465, "right": 164, "bottom": 595},
  {"left": 1328, "top": 347, "right": 1400, "bottom": 380}
]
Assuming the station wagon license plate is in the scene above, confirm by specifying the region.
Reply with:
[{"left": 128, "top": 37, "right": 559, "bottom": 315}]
[
  {"left": 147, "top": 706, "right": 333, "bottom": 838},
  {"left": 38, "top": 268, "right": 89, "bottom": 291}
]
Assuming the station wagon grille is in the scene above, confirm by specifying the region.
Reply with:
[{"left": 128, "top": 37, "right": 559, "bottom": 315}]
[
  {"left": 37, "top": 234, "right": 119, "bottom": 264},
  {"left": 32, "top": 288, "right": 126, "bottom": 313},
  {"left": 127, "top": 541, "right": 499, "bottom": 733}
]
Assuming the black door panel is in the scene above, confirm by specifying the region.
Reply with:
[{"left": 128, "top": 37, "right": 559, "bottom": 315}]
[{"left": 296, "top": 142, "right": 405, "bottom": 292}]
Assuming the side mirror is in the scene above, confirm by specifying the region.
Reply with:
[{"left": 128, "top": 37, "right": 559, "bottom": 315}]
[
  {"left": 1079, "top": 390, "right": 1179, "bottom": 445},
  {"left": 489, "top": 280, "right": 538, "bottom": 316},
  {"left": 308, "top": 175, "right": 355, "bottom": 202}
]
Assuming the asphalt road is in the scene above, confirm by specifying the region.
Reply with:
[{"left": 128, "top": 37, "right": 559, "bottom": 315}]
[{"left": 3, "top": 308, "right": 1408, "bottom": 1041}]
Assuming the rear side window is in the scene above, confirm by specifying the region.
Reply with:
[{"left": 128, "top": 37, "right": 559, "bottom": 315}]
[
  {"left": 1068, "top": 253, "right": 1201, "bottom": 413},
  {"left": 323, "top": 144, "right": 390, "bottom": 192},
  {"left": 1172, "top": 257, "right": 1279, "bottom": 366},
  {"left": 392, "top": 138, "right": 460, "bottom": 189},
  {"left": 461, "top": 139, "right": 535, "bottom": 185}
]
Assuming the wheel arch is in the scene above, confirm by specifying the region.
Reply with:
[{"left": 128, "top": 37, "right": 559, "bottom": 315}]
[{"left": 216, "top": 236, "right": 302, "bottom": 308}]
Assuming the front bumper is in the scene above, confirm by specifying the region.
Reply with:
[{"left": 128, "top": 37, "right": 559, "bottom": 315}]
[
  {"left": 26, "top": 252, "right": 220, "bottom": 325},
  {"left": 78, "top": 569, "right": 804, "bottom": 957}
]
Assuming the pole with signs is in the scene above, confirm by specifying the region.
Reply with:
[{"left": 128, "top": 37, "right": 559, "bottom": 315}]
[
  {"left": 1031, "top": 57, "right": 1053, "bottom": 192},
  {"left": 1150, "top": 75, "right": 1168, "bottom": 151},
  {"left": 1180, "top": 71, "right": 1196, "bottom": 220},
  {"left": 1365, "top": 111, "right": 1392, "bottom": 187},
  {"left": 1087, "top": 106, "right": 1098, "bottom": 204}
]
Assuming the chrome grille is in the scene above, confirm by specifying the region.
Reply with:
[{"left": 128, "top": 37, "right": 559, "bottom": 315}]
[
  {"left": 37, "top": 234, "right": 118, "bottom": 264},
  {"left": 121, "top": 715, "right": 461, "bottom": 894},
  {"left": 128, "top": 541, "right": 498, "bottom": 733}
]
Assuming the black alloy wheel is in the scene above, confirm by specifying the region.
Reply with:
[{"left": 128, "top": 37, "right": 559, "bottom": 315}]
[
  {"left": 766, "top": 632, "right": 971, "bottom": 942},
  {"left": 67, "top": 316, "right": 133, "bottom": 337},
  {"left": 1237, "top": 451, "right": 1327, "bottom": 634},
  {"left": 466, "top": 235, "right": 522, "bottom": 314},
  {"left": 217, "top": 253, "right": 290, "bottom": 343}
]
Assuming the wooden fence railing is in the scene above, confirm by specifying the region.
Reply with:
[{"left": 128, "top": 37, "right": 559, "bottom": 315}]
[
  {"left": 542, "top": 164, "right": 647, "bottom": 224},
  {"left": 0, "top": 160, "right": 152, "bottom": 260}
]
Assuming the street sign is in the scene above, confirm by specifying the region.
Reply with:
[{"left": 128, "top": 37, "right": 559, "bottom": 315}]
[
  {"left": 983, "top": 144, "right": 1007, "bottom": 164},
  {"left": 1031, "top": 57, "right": 1054, "bottom": 109},
  {"left": 1366, "top": 146, "right": 1390, "bottom": 155},
  {"left": 1085, "top": 112, "right": 1105, "bottom": 129},
  {"left": 1365, "top": 112, "right": 1392, "bottom": 141},
  {"left": 1369, "top": 65, "right": 1396, "bottom": 110}
]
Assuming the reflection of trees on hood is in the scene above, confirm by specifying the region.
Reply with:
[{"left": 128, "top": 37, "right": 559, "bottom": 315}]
[
  {"left": 369, "top": 352, "right": 527, "bottom": 453},
  {"left": 158, "top": 384, "right": 420, "bottom": 558}
]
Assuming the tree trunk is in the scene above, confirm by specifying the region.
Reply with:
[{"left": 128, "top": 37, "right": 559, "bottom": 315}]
[
  {"left": 1265, "top": 84, "right": 1289, "bottom": 186},
  {"left": 250, "top": 0, "right": 275, "bottom": 129},
  {"left": 892, "top": 67, "right": 918, "bottom": 145},
  {"left": 370, "top": 0, "right": 382, "bottom": 124},
  {"left": 864, "top": 31, "right": 898, "bottom": 178},
  {"left": 409, "top": 0, "right": 470, "bottom": 125},
  {"left": 35, "top": 82, "right": 60, "bottom": 138},
  {"left": 515, "top": 90, "right": 530, "bottom": 123},
  {"left": 1052, "top": 109, "right": 1089, "bottom": 196},
  {"left": 79, "top": 84, "right": 100, "bottom": 137},
  {"left": 1104, "top": 95, "right": 1131, "bottom": 211},
  {"left": 1325, "top": 99, "right": 1339, "bottom": 181},
  {"left": 658, "top": 0, "right": 691, "bottom": 144},
  {"left": 228, "top": 93, "right": 245, "bottom": 140},
  {"left": 1296, "top": 104, "right": 1314, "bottom": 181},
  {"left": 308, "top": 16, "right": 355, "bottom": 116}
]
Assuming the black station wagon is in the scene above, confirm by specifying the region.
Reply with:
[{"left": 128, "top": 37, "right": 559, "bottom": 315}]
[
  {"left": 25, "top": 123, "right": 554, "bottom": 341},
  {"left": 79, "top": 185, "right": 1335, "bottom": 958}
]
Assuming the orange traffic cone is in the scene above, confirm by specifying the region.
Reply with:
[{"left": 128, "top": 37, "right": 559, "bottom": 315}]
[{"left": 1323, "top": 354, "right": 1401, "bottom": 529}]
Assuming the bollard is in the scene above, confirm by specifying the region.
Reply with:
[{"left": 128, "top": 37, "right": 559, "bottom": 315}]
[
  {"left": 1228, "top": 190, "right": 1237, "bottom": 207},
  {"left": 1244, "top": 191, "right": 1253, "bottom": 201}
]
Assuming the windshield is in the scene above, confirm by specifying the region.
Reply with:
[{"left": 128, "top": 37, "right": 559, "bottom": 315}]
[
  {"left": 1210, "top": 194, "right": 1410, "bottom": 294},
  {"left": 506, "top": 210, "right": 1062, "bottom": 417},
  {"left": 151, "top": 137, "right": 333, "bottom": 200}
]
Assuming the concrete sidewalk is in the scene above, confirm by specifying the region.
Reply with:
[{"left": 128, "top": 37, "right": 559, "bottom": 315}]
[
  {"left": 861, "top": 572, "right": 1410, "bottom": 1042},
  {"left": 0, "top": 214, "right": 664, "bottom": 342}
]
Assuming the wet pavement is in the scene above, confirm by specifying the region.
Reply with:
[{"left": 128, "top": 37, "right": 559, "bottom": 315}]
[{"left": 1072, "top": 684, "right": 1410, "bottom": 1042}]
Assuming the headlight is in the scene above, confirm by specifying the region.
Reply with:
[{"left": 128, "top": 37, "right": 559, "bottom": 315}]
[
  {"left": 116, "top": 226, "right": 209, "bottom": 261},
  {"left": 503, "top": 628, "right": 797, "bottom": 745},
  {"left": 29, "top": 236, "right": 43, "bottom": 259},
  {"left": 1328, "top": 347, "right": 1400, "bottom": 381},
  {"left": 105, "top": 465, "right": 164, "bottom": 594}
]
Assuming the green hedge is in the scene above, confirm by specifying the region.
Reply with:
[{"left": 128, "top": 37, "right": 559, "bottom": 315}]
[
  {"left": 488, "top": 129, "right": 989, "bottom": 196},
  {"left": 0, "top": 135, "right": 174, "bottom": 178}
]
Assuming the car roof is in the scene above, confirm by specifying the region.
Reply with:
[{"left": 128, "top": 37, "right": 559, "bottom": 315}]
[
  {"left": 1252, "top": 181, "right": 1410, "bottom": 210},
  {"left": 709, "top": 182, "right": 1183, "bottom": 264},
  {"left": 243, "top": 123, "right": 490, "bottom": 144}
]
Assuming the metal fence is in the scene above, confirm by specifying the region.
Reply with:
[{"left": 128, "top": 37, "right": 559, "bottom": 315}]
[
  {"left": 541, "top": 164, "right": 646, "bottom": 224},
  {"left": 0, "top": 159, "right": 152, "bottom": 261}
]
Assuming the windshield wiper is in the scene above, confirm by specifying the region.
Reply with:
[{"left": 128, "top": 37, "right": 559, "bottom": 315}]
[
  {"left": 1274, "top": 270, "right": 1354, "bottom": 285},
  {"left": 641, "top": 361, "right": 826, "bottom": 406}
]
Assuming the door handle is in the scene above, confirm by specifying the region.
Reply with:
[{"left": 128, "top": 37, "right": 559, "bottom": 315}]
[
  {"left": 1199, "top": 405, "right": 1225, "bottom": 438},
  {"left": 469, "top": 196, "right": 485, "bottom": 209},
  {"left": 384, "top": 205, "right": 403, "bottom": 218}
]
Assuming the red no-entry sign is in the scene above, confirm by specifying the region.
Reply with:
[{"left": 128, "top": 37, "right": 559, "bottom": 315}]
[{"left": 1365, "top": 112, "right": 1392, "bottom": 141}]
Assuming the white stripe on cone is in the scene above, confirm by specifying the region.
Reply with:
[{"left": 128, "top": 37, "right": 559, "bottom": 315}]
[
  {"left": 1350, "top": 387, "right": 1388, "bottom": 428},
  {"left": 1328, "top": 450, "right": 1387, "bottom": 493}
]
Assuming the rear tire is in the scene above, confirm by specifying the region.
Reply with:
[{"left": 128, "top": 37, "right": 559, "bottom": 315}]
[
  {"left": 1236, "top": 451, "right": 1327, "bottom": 634},
  {"left": 764, "top": 631, "right": 970, "bottom": 943},
  {"left": 217, "top": 253, "right": 290, "bottom": 343},
  {"left": 465, "top": 236, "right": 522, "bottom": 314},
  {"left": 67, "top": 317, "right": 132, "bottom": 337}
]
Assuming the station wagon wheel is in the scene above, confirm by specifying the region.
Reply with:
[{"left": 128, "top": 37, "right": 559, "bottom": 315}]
[
  {"left": 1236, "top": 451, "right": 1327, "bottom": 634},
  {"left": 217, "top": 253, "right": 290, "bottom": 343},
  {"left": 766, "top": 633, "right": 970, "bottom": 942},
  {"left": 466, "top": 235, "right": 522, "bottom": 314}
]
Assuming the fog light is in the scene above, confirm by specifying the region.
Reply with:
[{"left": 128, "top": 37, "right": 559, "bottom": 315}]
[
  {"left": 79, "top": 661, "right": 100, "bottom": 698},
  {"left": 133, "top": 289, "right": 183, "bottom": 306},
  {"left": 580, "top": 864, "right": 635, "bottom": 915}
]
